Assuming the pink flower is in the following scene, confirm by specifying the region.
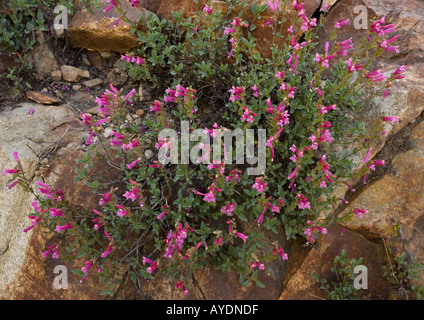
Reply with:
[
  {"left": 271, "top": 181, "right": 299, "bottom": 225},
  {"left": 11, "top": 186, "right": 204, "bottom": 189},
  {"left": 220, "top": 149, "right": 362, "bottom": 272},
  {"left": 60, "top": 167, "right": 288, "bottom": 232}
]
[
  {"left": 363, "top": 147, "right": 372, "bottom": 163},
  {"left": 127, "top": 157, "right": 141, "bottom": 170},
  {"left": 2, "top": 168, "right": 19, "bottom": 176},
  {"left": 221, "top": 203, "right": 236, "bottom": 216},
  {"left": 267, "top": 0, "right": 279, "bottom": 11},
  {"left": 236, "top": 232, "right": 248, "bottom": 243},
  {"left": 297, "top": 194, "right": 310, "bottom": 210},
  {"left": 203, "top": 4, "right": 212, "bottom": 14},
  {"left": 175, "top": 280, "right": 188, "bottom": 295},
  {"left": 224, "top": 27, "right": 235, "bottom": 34},
  {"left": 99, "top": 192, "right": 112, "bottom": 206},
  {"left": 241, "top": 107, "right": 257, "bottom": 124},
  {"left": 115, "top": 204, "right": 129, "bottom": 217},
  {"left": 273, "top": 246, "right": 288, "bottom": 260},
  {"left": 335, "top": 18, "right": 350, "bottom": 29},
  {"left": 143, "top": 257, "right": 159, "bottom": 274},
  {"left": 353, "top": 208, "right": 368, "bottom": 219},
  {"left": 42, "top": 245, "right": 59, "bottom": 259},
  {"left": 382, "top": 115, "right": 400, "bottom": 123},
  {"left": 55, "top": 223, "right": 73, "bottom": 233},
  {"left": 157, "top": 207, "right": 169, "bottom": 220},
  {"left": 251, "top": 84, "right": 260, "bottom": 98},
  {"left": 263, "top": 18, "right": 274, "bottom": 27},
  {"left": 304, "top": 220, "right": 327, "bottom": 243},
  {"left": 252, "top": 177, "right": 267, "bottom": 193},
  {"left": 104, "top": 0, "right": 118, "bottom": 12},
  {"left": 150, "top": 100, "right": 163, "bottom": 112},
  {"left": 229, "top": 86, "right": 244, "bottom": 102},
  {"left": 130, "top": 0, "right": 140, "bottom": 8},
  {"left": 49, "top": 208, "right": 64, "bottom": 217},
  {"left": 101, "top": 245, "right": 115, "bottom": 258},
  {"left": 123, "top": 187, "right": 142, "bottom": 202},
  {"left": 288, "top": 165, "right": 300, "bottom": 180}
]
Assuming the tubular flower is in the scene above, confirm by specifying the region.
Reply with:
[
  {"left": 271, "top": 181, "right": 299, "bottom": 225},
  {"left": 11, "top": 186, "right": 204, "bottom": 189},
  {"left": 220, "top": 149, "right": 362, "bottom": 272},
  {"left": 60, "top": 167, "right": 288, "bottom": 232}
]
[
  {"left": 297, "top": 193, "right": 310, "bottom": 210},
  {"left": 304, "top": 220, "right": 327, "bottom": 243},
  {"left": 143, "top": 257, "right": 159, "bottom": 274}
]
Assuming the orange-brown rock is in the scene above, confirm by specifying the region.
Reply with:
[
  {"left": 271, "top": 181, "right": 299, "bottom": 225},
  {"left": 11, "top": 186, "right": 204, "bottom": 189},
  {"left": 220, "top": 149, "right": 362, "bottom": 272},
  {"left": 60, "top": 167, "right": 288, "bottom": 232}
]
[
  {"left": 67, "top": 0, "right": 153, "bottom": 52},
  {"left": 279, "top": 226, "right": 391, "bottom": 300},
  {"left": 26, "top": 91, "right": 61, "bottom": 105}
]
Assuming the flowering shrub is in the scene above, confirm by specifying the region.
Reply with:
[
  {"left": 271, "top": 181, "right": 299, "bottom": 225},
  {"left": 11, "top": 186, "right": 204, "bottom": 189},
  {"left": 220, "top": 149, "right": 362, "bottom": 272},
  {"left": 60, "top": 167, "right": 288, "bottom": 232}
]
[{"left": 2, "top": 0, "right": 407, "bottom": 297}]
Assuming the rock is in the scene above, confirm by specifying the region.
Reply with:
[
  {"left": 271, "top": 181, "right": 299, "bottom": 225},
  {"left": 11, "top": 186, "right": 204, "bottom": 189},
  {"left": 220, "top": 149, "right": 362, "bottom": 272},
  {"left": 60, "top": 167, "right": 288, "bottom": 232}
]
[
  {"left": 0, "top": 52, "right": 16, "bottom": 73},
  {"left": 135, "top": 109, "right": 145, "bottom": 117},
  {"left": 155, "top": 0, "right": 321, "bottom": 59},
  {"left": 49, "top": 70, "right": 62, "bottom": 81},
  {"left": 67, "top": 0, "right": 153, "bottom": 52},
  {"left": 107, "top": 69, "right": 128, "bottom": 87},
  {"left": 28, "top": 29, "right": 59, "bottom": 76},
  {"left": 83, "top": 78, "right": 103, "bottom": 88},
  {"left": 26, "top": 91, "right": 61, "bottom": 105},
  {"left": 0, "top": 103, "right": 104, "bottom": 299},
  {"left": 315, "top": 0, "right": 424, "bottom": 216},
  {"left": 144, "top": 149, "right": 154, "bottom": 159},
  {"left": 72, "top": 85, "right": 82, "bottom": 91},
  {"left": 338, "top": 120, "right": 424, "bottom": 288},
  {"left": 86, "top": 51, "right": 106, "bottom": 71},
  {"left": 61, "top": 65, "right": 90, "bottom": 83},
  {"left": 279, "top": 226, "right": 391, "bottom": 300}
]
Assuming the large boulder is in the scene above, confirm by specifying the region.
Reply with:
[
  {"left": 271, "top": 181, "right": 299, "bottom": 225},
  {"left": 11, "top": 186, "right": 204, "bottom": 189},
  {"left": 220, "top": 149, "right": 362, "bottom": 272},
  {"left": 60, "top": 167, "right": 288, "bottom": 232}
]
[
  {"left": 67, "top": 0, "right": 153, "bottom": 52},
  {"left": 279, "top": 226, "right": 391, "bottom": 300},
  {"left": 0, "top": 103, "right": 104, "bottom": 299}
]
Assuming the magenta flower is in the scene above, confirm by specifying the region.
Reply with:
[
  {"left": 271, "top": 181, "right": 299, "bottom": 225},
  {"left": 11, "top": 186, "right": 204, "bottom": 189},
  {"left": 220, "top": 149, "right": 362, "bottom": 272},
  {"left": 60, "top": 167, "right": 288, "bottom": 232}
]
[
  {"left": 304, "top": 220, "right": 327, "bottom": 243},
  {"left": 130, "top": 0, "right": 140, "bottom": 8},
  {"left": 250, "top": 84, "right": 260, "bottom": 98},
  {"left": 104, "top": 0, "right": 118, "bottom": 12},
  {"left": 126, "top": 157, "right": 141, "bottom": 170},
  {"left": 335, "top": 18, "right": 350, "bottom": 29},
  {"left": 115, "top": 204, "right": 129, "bottom": 217},
  {"left": 382, "top": 115, "right": 400, "bottom": 123},
  {"left": 101, "top": 245, "right": 115, "bottom": 258},
  {"left": 42, "top": 245, "right": 59, "bottom": 259},
  {"left": 224, "top": 27, "right": 235, "bottom": 34},
  {"left": 2, "top": 168, "right": 19, "bottom": 176},
  {"left": 236, "top": 232, "right": 248, "bottom": 243},
  {"left": 123, "top": 187, "right": 142, "bottom": 202},
  {"left": 203, "top": 4, "right": 212, "bottom": 14},
  {"left": 99, "top": 192, "right": 112, "bottom": 206},
  {"left": 353, "top": 208, "right": 368, "bottom": 219},
  {"left": 363, "top": 147, "right": 372, "bottom": 163},
  {"left": 288, "top": 165, "right": 300, "bottom": 180},
  {"left": 267, "top": 0, "right": 279, "bottom": 11},
  {"left": 241, "top": 107, "right": 257, "bottom": 124},
  {"left": 273, "top": 246, "right": 288, "bottom": 260},
  {"left": 221, "top": 203, "right": 236, "bottom": 216},
  {"left": 157, "top": 207, "right": 169, "bottom": 220},
  {"left": 175, "top": 280, "right": 188, "bottom": 295},
  {"left": 55, "top": 223, "right": 74, "bottom": 233},
  {"left": 143, "top": 257, "right": 159, "bottom": 274},
  {"left": 49, "top": 208, "right": 64, "bottom": 217},
  {"left": 252, "top": 177, "right": 267, "bottom": 193},
  {"left": 229, "top": 86, "right": 244, "bottom": 102},
  {"left": 297, "top": 194, "right": 310, "bottom": 210},
  {"left": 80, "top": 113, "right": 92, "bottom": 126}
]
